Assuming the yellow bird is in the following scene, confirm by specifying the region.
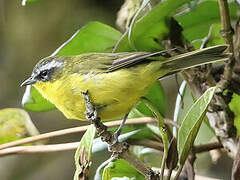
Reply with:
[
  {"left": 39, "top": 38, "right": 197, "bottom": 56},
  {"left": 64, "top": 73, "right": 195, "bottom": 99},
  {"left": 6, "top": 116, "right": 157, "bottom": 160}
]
[{"left": 21, "top": 45, "right": 227, "bottom": 121}]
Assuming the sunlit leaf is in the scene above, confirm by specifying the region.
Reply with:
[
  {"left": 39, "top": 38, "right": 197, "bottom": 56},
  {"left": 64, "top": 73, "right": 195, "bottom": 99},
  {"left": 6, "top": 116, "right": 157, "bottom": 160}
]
[
  {"left": 74, "top": 125, "right": 96, "bottom": 180},
  {"left": 178, "top": 86, "right": 217, "bottom": 165},
  {"left": 102, "top": 159, "right": 144, "bottom": 180},
  {"left": 0, "top": 108, "right": 39, "bottom": 144},
  {"left": 55, "top": 22, "right": 122, "bottom": 56},
  {"left": 174, "top": 84, "right": 216, "bottom": 144}
]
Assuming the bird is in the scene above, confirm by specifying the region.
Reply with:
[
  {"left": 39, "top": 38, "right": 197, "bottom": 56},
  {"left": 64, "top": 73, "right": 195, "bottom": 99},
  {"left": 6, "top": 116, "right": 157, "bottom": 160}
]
[{"left": 21, "top": 45, "right": 228, "bottom": 123}]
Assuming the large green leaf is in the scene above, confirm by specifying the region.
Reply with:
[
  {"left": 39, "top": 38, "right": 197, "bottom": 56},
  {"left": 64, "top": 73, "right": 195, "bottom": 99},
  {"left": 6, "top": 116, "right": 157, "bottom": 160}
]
[
  {"left": 0, "top": 108, "right": 39, "bottom": 144},
  {"left": 115, "top": 0, "right": 192, "bottom": 52},
  {"left": 74, "top": 125, "right": 96, "bottom": 180},
  {"left": 175, "top": 1, "right": 238, "bottom": 42},
  {"left": 191, "top": 23, "right": 225, "bottom": 49},
  {"left": 174, "top": 83, "right": 215, "bottom": 145},
  {"left": 178, "top": 86, "right": 216, "bottom": 165},
  {"left": 102, "top": 159, "right": 145, "bottom": 180},
  {"left": 22, "top": 22, "right": 122, "bottom": 112},
  {"left": 135, "top": 81, "right": 166, "bottom": 118},
  {"left": 56, "top": 22, "right": 122, "bottom": 56}
]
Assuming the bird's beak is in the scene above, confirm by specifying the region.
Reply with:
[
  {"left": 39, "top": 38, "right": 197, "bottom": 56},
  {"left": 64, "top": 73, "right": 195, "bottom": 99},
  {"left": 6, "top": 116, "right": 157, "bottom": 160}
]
[{"left": 21, "top": 77, "right": 37, "bottom": 87}]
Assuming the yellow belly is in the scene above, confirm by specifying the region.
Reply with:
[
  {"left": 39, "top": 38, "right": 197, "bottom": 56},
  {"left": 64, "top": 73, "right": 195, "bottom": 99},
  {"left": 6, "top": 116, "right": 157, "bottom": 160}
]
[{"left": 34, "top": 63, "right": 161, "bottom": 121}]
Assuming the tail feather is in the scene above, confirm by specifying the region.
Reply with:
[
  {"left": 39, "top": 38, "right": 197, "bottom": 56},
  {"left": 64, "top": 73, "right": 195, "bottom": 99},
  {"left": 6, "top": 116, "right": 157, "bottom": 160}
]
[{"left": 162, "top": 45, "right": 229, "bottom": 73}]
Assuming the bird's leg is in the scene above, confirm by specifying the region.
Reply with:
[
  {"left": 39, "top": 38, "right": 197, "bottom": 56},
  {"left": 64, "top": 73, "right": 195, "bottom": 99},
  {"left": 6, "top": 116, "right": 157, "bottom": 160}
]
[
  {"left": 81, "top": 90, "right": 98, "bottom": 121},
  {"left": 81, "top": 90, "right": 128, "bottom": 145},
  {"left": 112, "top": 114, "right": 128, "bottom": 144},
  {"left": 81, "top": 90, "right": 120, "bottom": 147}
]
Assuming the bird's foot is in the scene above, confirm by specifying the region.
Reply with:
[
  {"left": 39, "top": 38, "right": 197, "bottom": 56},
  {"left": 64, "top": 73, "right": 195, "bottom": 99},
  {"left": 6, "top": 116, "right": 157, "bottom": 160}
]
[{"left": 111, "top": 114, "right": 128, "bottom": 145}]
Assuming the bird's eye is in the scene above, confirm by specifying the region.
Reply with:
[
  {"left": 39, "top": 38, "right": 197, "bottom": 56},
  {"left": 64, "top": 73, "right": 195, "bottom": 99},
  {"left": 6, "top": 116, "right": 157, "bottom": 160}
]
[{"left": 39, "top": 70, "right": 48, "bottom": 80}]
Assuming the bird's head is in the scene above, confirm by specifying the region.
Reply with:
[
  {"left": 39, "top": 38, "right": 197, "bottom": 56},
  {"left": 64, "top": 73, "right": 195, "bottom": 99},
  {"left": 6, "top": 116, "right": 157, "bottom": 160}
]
[{"left": 21, "top": 56, "right": 65, "bottom": 87}]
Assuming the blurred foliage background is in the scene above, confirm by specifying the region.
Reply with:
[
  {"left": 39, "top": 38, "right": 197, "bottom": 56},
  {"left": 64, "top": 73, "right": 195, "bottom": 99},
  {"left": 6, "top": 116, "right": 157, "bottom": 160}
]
[{"left": 0, "top": 0, "right": 233, "bottom": 179}]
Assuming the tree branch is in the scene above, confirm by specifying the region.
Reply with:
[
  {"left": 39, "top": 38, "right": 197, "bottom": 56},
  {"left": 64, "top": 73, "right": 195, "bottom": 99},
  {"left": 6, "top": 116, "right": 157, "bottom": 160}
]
[{"left": 218, "top": 0, "right": 234, "bottom": 54}]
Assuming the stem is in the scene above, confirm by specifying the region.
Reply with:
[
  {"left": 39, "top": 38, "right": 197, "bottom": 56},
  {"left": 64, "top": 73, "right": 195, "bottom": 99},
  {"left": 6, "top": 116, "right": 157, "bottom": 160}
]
[
  {"left": 128, "top": 139, "right": 164, "bottom": 151},
  {"left": 141, "top": 98, "right": 168, "bottom": 180},
  {"left": 166, "top": 167, "right": 173, "bottom": 180},
  {"left": 218, "top": 0, "right": 235, "bottom": 83},
  {"left": 174, "top": 164, "right": 184, "bottom": 180},
  {"left": 218, "top": 0, "right": 234, "bottom": 53}
]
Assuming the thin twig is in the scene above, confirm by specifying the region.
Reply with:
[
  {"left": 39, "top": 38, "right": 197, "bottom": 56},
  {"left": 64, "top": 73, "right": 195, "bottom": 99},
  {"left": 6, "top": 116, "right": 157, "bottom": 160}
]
[
  {"left": 0, "top": 142, "right": 79, "bottom": 156},
  {"left": 0, "top": 141, "right": 223, "bottom": 157},
  {"left": 0, "top": 117, "right": 157, "bottom": 150},
  {"left": 128, "top": 139, "right": 164, "bottom": 151},
  {"left": 193, "top": 142, "right": 223, "bottom": 153},
  {"left": 130, "top": 140, "right": 222, "bottom": 154},
  {"left": 156, "top": 168, "right": 222, "bottom": 180}
]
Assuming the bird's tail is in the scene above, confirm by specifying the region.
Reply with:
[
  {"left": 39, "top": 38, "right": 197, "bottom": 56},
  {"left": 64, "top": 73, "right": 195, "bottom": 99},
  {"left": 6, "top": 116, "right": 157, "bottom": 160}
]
[{"left": 161, "top": 45, "right": 229, "bottom": 73}]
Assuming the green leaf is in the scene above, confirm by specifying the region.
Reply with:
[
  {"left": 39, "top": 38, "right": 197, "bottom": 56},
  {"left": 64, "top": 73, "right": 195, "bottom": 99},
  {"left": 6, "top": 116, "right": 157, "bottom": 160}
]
[
  {"left": 178, "top": 86, "right": 217, "bottom": 165},
  {"left": 22, "top": 86, "right": 56, "bottom": 112},
  {"left": 115, "top": 0, "right": 192, "bottom": 52},
  {"left": 139, "top": 98, "right": 168, "bottom": 178},
  {"left": 175, "top": 1, "right": 238, "bottom": 42},
  {"left": 74, "top": 125, "right": 96, "bottom": 180},
  {"left": 0, "top": 108, "right": 39, "bottom": 144},
  {"left": 56, "top": 22, "right": 122, "bottom": 56},
  {"left": 174, "top": 83, "right": 215, "bottom": 144},
  {"left": 102, "top": 159, "right": 145, "bottom": 180},
  {"left": 135, "top": 81, "right": 166, "bottom": 118},
  {"left": 22, "top": 22, "right": 122, "bottom": 112},
  {"left": 22, "top": 0, "right": 38, "bottom": 6},
  {"left": 229, "top": 93, "right": 240, "bottom": 136}
]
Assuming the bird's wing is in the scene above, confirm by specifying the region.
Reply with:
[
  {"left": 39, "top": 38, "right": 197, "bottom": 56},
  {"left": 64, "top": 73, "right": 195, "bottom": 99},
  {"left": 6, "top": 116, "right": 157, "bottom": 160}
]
[
  {"left": 107, "top": 50, "right": 169, "bottom": 72},
  {"left": 70, "top": 50, "right": 169, "bottom": 74}
]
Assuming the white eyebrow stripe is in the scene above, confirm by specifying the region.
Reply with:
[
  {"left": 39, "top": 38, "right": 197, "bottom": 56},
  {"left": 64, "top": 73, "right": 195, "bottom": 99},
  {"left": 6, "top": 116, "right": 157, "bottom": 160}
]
[{"left": 39, "top": 60, "right": 63, "bottom": 71}]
